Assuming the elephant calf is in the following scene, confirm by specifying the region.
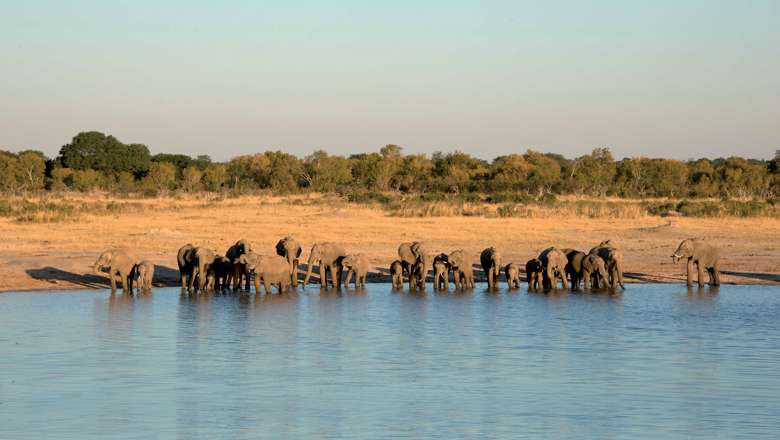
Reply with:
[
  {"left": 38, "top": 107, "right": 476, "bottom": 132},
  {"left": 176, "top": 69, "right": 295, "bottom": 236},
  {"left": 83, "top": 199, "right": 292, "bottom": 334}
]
[
  {"left": 448, "top": 250, "right": 474, "bottom": 290},
  {"left": 207, "top": 255, "right": 233, "bottom": 291},
  {"left": 342, "top": 254, "right": 370, "bottom": 288},
  {"left": 672, "top": 238, "right": 721, "bottom": 286},
  {"left": 134, "top": 260, "right": 154, "bottom": 291},
  {"left": 276, "top": 236, "right": 302, "bottom": 287},
  {"left": 390, "top": 260, "right": 404, "bottom": 289},
  {"left": 432, "top": 253, "right": 450, "bottom": 291},
  {"left": 525, "top": 258, "right": 543, "bottom": 290},
  {"left": 227, "top": 239, "right": 252, "bottom": 291},
  {"left": 504, "top": 263, "right": 521, "bottom": 289}
]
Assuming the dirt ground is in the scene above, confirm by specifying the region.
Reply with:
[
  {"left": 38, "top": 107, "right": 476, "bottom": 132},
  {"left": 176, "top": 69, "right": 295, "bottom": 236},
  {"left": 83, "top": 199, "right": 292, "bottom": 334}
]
[{"left": 1, "top": 195, "right": 778, "bottom": 292}]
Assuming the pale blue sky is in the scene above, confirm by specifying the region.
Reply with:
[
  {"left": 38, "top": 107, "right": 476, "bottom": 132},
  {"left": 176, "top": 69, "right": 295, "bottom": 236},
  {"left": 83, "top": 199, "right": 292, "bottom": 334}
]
[{"left": 1, "top": 0, "right": 778, "bottom": 160}]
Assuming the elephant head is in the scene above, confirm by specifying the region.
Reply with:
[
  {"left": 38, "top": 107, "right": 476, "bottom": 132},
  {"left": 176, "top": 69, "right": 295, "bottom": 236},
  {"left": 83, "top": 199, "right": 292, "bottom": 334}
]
[
  {"left": 93, "top": 250, "right": 114, "bottom": 274},
  {"left": 239, "top": 252, "right": 263, "bottom": 273},
  {"left": 582, "top": 254, "right": 608, "bottom": 287},
  {"left": 671, "top": 238, "right": 695, "bottom": 263}
]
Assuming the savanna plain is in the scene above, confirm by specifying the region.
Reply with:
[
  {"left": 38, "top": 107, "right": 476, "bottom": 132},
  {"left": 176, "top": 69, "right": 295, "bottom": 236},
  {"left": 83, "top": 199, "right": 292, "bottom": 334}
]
[{"left": 1, "top": 193, "right": 779, "bottom": 292}]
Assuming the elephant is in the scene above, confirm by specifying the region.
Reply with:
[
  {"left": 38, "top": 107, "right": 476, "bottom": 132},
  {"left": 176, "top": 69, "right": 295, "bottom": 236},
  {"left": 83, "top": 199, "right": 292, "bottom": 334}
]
[
  {"left": 589, "top": 242, "right": 625, "bottom": 289},
  {"left": 390, "top": 260, "right": 404, "bottom": 289},
  {"left": 276, "top": 236, "right": 302, "bottom": 287},
  {"left": 133, "top": 260, "right": 154, "bottom": 291},
  {"left": 672, "top": 238, "right": 721, "bottom": 286},
  {"left": 538, "top": 247, "right": 569, "bottom": 289},
  {"left": 448, "top": 249, "right": 474, "bottom": 290},
  {"left": 178, "top": 245, "right": 215, "bottom": 291},
  {"left": 303, "top": 242, "right": 347, "bottom": 288},
  {"left": 240, "top": 252, "right": 291, "bottom": 294},
  {"left": 94, "top": 248, "right": 138, "bottom": 293},
  {"left": 177, "top": 243, "right": 196, "bottom": 290},
  {"left": 525, "top": 258, "right": 543, "bottom": 290},
  {"left": 342, "top": 254, "right": 370, "bottom": 288},
  {"left": 398, "top": 241, "right": 428, "bottom": 290},
  {"left": 432, "top": 253, "right": 450, "bottom": 291},
  {"left": 480, "top": 247, "right": 502, "bottom": 290},
  {"left": 226, "top": 239, "right": 252, "bottom": 291},
  {"left": 581, "top": 253, "right": 609, "bottom": 289},
  {"left": 504, "top": 263, "right": 521, "bottom": 289},
  {"left": 207, "top": 255, "right": 233, "bottom": 291}
]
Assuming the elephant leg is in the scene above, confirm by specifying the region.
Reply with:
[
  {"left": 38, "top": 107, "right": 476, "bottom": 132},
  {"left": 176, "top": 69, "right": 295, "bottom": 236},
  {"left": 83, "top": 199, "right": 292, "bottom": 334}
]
[
  {"left": 109, "top": 268, "right": 117, "bottom": 292},
  {"left": 712, "top": 263, "right": 721, "bottom": 286},
  {"left": 582, "top": 272, "right": 590, "bottom": 290},
  {"left": 336, "top": 265, "right": 343, "bottom": 288},
  {"left": 263, "top": 279, "right": 271, "bottom": 294},
  {"left": 561, "top": 271, "right": 569, "bottom": 289},
  {"left": 685, "top": 259, "right": 694, "bottom": 286},
  {"left": 344, "top": 269, "right": 352, "bottom": 287},
  {"left": 697, "top": 262, "right": 704, "bottom": 287},
  {"left": 253, "top": 275, "right": 261, "bottom": 294}
]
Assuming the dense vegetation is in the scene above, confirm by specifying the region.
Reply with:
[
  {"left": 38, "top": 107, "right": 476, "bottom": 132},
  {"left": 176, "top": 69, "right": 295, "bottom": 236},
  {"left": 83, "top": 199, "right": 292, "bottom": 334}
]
[{"left": 2, "top": 131, "right": 778, "bottom": 203}]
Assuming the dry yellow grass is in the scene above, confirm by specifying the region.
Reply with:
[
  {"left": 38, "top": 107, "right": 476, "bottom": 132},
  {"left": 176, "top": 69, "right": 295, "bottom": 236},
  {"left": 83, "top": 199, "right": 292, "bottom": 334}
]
[{"left": 1, "top": 194, "right": 778, "bottom": 291}]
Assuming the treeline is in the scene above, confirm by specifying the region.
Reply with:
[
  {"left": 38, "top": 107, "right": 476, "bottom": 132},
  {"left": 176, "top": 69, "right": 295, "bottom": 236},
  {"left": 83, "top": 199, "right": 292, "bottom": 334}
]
[{"left": 1, "top": 131, "right": 779, "bottom": 200}]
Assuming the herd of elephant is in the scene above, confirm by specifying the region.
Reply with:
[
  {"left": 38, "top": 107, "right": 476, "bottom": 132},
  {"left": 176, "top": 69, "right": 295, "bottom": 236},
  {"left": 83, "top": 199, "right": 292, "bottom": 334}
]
[{"left": 92, "top": 236, "right": 722, "bottom": 294}]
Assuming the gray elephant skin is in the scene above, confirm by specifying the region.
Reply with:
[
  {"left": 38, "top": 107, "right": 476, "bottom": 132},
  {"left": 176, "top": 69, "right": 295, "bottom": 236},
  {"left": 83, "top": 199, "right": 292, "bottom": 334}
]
[
  {"left": 432, "top": 253, "right": 450, "bottom": 291},
  {"left": 304, "top": 242, "right": 347, "bottom": 288},
  {"left": 94, "top": 248, "right": 138, "bottom": 293},
  {"left": 448, "top": 249, "right": 474, "bottom": 290},
  {"left": 504, "top": 263, "right": 521, "bottom": 289},
  {"left": 538, "top": 247, "right": 569, "bottom": 289},
  {"left": 134, "top": 260, "right": 154, "bottom": 291},
  {"left": 276, "top": 236, "right": 302, "bottom": 287},
  {"left": 525, "top": 258, "right": 543, "bottom": 290},
  {"left": 672, "top": 238, "right": 721, "bottom": 286},
  {"left": 398, "top": 241, "right": 428, "bottom": 290},
  {"left": 589, "top": 240, "right": 625, "bottom": 289},
  {"left": 342, "top": 254, "right": 370, "bottom": 288},
  {"left": 177, "top": 244, "right": 216, "bottom": 291},
  {"left": 390, "top": 260, "right": 404, "bottom": 289},
  {"left": 226, "top": 239, "right": 252, "bottom": 291},
  {"left": 240, "top": 252, "right": 291, "bottom": 294},
  {"left": 480, "top": 247, "right": 502, "bottom": 290}
]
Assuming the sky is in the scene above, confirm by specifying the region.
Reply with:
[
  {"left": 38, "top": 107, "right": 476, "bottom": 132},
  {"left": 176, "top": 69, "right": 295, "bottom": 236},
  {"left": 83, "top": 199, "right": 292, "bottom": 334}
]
[{"left": 1, "top": 0, "right": 778, "bottom": 161}]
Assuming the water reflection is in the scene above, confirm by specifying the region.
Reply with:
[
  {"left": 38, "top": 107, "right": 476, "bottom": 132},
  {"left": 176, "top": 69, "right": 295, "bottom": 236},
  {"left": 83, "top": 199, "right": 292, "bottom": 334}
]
[{"left": 1, "top": 284, "right": 779, "bottom": 440}]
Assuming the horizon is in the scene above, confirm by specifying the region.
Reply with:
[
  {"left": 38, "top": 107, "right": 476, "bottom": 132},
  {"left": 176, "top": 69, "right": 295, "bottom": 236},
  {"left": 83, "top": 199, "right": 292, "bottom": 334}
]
[{"left": 1, "top": 1, "right": 778, "bottom": 161}]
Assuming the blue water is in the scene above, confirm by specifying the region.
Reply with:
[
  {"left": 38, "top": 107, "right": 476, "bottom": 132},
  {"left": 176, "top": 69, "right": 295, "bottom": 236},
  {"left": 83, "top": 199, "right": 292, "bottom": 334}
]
[{"left": 1, "top": 284, "right": 779, "bottom": 440}]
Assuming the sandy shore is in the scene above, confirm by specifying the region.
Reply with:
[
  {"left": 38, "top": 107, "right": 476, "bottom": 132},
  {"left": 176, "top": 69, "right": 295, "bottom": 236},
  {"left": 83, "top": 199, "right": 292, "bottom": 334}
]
[{"left": 1, "top": 195, "right": 778, "bottom": 292}]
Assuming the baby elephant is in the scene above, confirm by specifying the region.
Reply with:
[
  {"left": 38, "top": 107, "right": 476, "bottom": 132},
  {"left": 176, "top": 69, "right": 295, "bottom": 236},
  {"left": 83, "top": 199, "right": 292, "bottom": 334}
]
[
  {"left": 504, "top": 263, "right": 521, "bottom": 289},
  {"left": 432, "top": 253, "right": 450, "bottom": 291},
  {"left": 390, "top": 260, "right": 404, "bottom": 289},
  {"left": 134, "top": 260, "right": 154, "bottom": 291},
  {"left": 525, "top": 258, "right": 543, "bottom": 290},
  {"left": 342, "top": 254, "right": 370, "bottom": 288}
]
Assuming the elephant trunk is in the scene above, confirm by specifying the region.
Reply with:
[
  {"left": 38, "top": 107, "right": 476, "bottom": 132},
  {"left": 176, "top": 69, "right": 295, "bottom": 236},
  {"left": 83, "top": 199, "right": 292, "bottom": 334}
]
[{"left": 303, "top": 255, "right": 316, "bottom": 286}]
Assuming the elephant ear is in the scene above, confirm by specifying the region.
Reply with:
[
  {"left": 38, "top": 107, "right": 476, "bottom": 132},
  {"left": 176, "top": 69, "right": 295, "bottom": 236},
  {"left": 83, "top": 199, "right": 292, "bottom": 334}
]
[{"left": 239, "top": 254, "right": 247, "bottom": 264}]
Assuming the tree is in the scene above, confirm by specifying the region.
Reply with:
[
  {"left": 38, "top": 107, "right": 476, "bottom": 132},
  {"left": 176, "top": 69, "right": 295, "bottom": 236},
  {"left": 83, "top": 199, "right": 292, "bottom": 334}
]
[
  {"left": 302, "top": 150, "right": 353, "bottom": 192},
  {"left": 181, "top": 166, "right": 203, "bottom": 192},
  {"left": 568, "top": 148, "right": 616, "bottom": 197},
  {"left": 143, "top": 162, "right": 176, "bottom": 193},
  {"left": 58, "top": 131, "right": 151, "bottom": 177},
  {"left": 202, "top": 163, "right": 228, "bottom": 192},
  {"left": 489, "top": 154, "right": 530, "bottom": 192},
  {"left": 524, "top": 150, "right": 562, "bottom": 196}
]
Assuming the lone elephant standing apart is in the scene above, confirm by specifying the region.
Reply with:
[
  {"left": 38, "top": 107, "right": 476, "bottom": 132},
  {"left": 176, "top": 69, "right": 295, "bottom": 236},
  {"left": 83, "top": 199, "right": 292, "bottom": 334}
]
[
  {"left": 94, "top": 249, "right": 139, "bottom": 293},
  {"left": 276, "top": 236, "right": 302, "bottom": 287},
  {"left": 672, "top": 238, "right": 721, "bottom": 286},
  {"left": 303, "top": 242, "right": 347, "bottom": 289},
  {"left": 480, "top": 247, "right": 502, "bottom": 290}
]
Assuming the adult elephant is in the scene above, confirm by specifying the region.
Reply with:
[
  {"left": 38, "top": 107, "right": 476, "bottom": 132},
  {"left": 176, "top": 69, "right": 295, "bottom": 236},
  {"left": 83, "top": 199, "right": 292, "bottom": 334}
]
[
  {"left": 94, "top": 248, "right": 138, "bottom": 293},
  {"left": 240, "top": 252, "right": 291, "bottom": 294},
  {"left": 342, "top": 254, "right": 370, "bottom": 288},
  {"left": 589, "top": 241, "right": 625, "bottom": 289},
  {"left": 538, "top": 247, "right": 569, "bottom": 289},
  {"left": 398, "top": 241, "right": 428, "bottom": 290},
  {"left": 480, "top": 247, "right": 502, "bottom": 290},
  {"left": 525, "top": 258, "right": 543, "bottom": 290},
  {"left": 672, "top": 238, "right": 720, "bottom": 286},
  {"left": 303, "top": 242, "right": 347, "bottom": 289},
  {"left": 178, "top": 244, "right": 216, "bottom": 291},
  {"left": 448, "top": 249, "right": 474, "bottom": 290},
  {"left": 226, "top": 239, "right": 252, "bottom": 291},
  {"left": 276, "top": 236, "right": 302, "bottom": 287},
  {"left": 207, "top": 255, "right": 233, "bottom": 291},
  {"left": 564, "top": 249, "right": 608, "bottom": 289}
]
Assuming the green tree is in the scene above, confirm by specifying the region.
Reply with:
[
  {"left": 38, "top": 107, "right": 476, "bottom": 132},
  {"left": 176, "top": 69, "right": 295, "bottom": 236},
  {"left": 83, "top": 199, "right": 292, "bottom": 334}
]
[
  {"left": 202, "top": 163, "right": 228, "bottom": 192},
  {"left": 302, "top": 150, "right": 353, "bottom": 192},
  {"left": 181, "top": 166, "right": 203, "bottom": 192},
  {"left": 524, "top": 150, "right": 562, "bottom": 196},
  {"left": 143, "top": 162, "right": 176, "bottom": 193},
  {"left": 489, "top": 154, "right": 531, "bottom": 192},
  {"left": 58, "top": 131, "right": 151, "bottom": 177},
  {"left": 568, "top": 148, "right": 616, "bottom": 196}
]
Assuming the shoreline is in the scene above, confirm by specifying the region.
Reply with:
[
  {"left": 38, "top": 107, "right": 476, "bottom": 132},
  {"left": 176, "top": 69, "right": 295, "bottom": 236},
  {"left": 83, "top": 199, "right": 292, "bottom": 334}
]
[{"left": 1, "top": 196, "right": 778, "bottom": 292}]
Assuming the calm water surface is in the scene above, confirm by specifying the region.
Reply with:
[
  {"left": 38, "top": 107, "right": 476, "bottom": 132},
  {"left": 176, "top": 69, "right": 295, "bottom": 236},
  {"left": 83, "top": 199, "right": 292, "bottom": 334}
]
[{"left": 1, "top": 284, "right": 779, "bottom": 439}]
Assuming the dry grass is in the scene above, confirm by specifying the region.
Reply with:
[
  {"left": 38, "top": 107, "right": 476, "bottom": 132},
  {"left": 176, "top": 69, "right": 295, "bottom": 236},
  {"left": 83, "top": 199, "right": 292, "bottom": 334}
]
[{"left": 1, "top": 193, "right": 778, "bottom": 291}]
